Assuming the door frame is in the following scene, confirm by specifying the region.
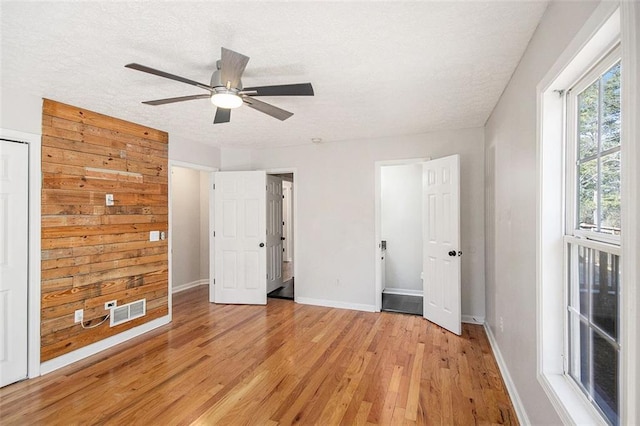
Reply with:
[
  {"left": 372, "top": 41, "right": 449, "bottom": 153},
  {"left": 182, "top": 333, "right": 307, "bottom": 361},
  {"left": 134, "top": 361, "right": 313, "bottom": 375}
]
[
  {"left": 168, "top": 160, "right": 217, "bottom": 308},
  {"left": 374, "top": 157, "right": 430, "bottom": 312},
  {"left": 266, "top": 168, "right": 298, "bottom": 302},
  {"left": 1, "top": 128, "right": 41, "bottom": 379}
]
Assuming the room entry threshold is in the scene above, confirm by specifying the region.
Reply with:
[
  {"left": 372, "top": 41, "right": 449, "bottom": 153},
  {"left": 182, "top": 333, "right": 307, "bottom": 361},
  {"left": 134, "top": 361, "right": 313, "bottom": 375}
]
[{"left": 381, "top": 293, "right": 423, "bottom": 316}]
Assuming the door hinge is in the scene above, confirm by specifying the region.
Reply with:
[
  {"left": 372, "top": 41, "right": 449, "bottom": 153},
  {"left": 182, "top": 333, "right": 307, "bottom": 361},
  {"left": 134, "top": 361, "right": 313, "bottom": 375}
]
[
  {"left": 213, "top": 278, "right": 216, "bottom": 284},
  {"left": 213, "top": 231, "right": 216, "bottom": 237},
  {"left": 213, "top": 184, "right": 216, "bottom": 190},
  {"left": 282, "top": 195, "right": 285, "bottom": 199},
  {"left": 283, "top": 221, "right": 285, "bottom": 226}
]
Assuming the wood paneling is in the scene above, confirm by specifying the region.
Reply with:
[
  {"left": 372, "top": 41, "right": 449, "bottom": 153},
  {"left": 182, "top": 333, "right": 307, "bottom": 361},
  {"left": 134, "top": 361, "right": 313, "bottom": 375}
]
[
  {"left": 40, "top": 99, "right": 169, "bottom": 361},
  {"left": 0, "top": 287, "right": 519, "bottom": 425}
]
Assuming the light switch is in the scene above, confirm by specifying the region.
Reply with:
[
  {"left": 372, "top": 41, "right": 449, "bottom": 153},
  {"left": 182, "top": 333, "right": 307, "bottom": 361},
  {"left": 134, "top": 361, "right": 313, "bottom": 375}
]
[
  {"left": 149, "top": 231, "right": 160, "bottom": 242},
  {"left": 105, "top": 194, "right": 114, "bottom": 206}
]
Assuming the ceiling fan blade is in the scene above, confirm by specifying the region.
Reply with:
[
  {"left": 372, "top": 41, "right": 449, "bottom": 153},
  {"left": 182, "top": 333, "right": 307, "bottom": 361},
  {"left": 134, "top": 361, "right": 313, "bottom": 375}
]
[
  {"left": 220, "top": 48, "right": 250, "bottom": 89},
  {"left": 142, "top": 94, "right": 211, "bottom": 106},
  {"left": 125, "top": 63, "right": 212, "bottom": 91},
  {"left": 214, "top": 108, "right": 231, "bottom": 124},
  {"left": 243, "top": 97, "right": 293, "bottom": 121},
  {"left": 243, "top": 83, "right": 314, "bottom": 97}
]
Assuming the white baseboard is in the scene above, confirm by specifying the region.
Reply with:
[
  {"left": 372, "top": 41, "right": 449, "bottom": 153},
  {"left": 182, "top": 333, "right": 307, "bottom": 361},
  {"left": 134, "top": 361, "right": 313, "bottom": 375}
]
[
  {"left": 484, "top": 323, "right": 530, "bottom": 425},
  {"left": 382, "top": 288, "right": 423, "bottom": 297},
  {"left": 296, "top": 297, "right": 376, "bottom": 313},
  {"left": 40, "top": 315, "right": 171, "bottom": 375},
  {"left": 172, "top": 279, "right": 208, "bottom": 294},
  {"left": 462, "top": 314, "right": 485, "bottom": 325}
]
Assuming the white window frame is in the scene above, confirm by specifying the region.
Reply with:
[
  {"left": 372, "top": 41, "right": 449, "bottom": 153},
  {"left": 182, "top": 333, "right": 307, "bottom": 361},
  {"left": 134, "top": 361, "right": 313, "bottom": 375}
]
[{"left": 537, "top": 3, "right": 639, "bottom": 425}]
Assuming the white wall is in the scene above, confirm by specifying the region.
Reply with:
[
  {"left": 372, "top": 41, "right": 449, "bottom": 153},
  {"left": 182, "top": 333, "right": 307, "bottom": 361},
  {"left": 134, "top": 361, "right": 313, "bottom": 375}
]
[
  {"left": 0, "top": 89, "right": 42, "bottom": 134},
  {"left": 484, "top": 1, "right": 600, "bottom": 424},
  {"left": 199, "top": 172, "right": 210, "bottom": 280},
  {"left": 169, "top": 136, "right": 221, "bottom": 169},
  {"left": 222, "top": 128, "right": 485, "bottom": 318},
  {"left": 381, "top": 164, "right": 422, "bottom": 292},
  {"left": 171, "top": 167, "right": 202, "bottom": 288}
]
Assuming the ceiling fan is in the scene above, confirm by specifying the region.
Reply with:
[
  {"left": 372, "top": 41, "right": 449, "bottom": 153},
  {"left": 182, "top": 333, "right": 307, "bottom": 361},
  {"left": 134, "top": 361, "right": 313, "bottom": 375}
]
[{"left": 125, "top": 47, "right": 314, "bottom": 124}]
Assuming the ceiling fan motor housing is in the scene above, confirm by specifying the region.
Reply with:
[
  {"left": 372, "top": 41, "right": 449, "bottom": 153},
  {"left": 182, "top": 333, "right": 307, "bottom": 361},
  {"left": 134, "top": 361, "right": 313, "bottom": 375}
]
[{"left": 211, "top": 69, "right": 243, "bottom": 91}]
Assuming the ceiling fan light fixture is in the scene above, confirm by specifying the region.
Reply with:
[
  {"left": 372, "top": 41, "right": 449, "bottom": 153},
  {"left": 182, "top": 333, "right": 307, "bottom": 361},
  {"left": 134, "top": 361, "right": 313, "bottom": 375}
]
[
  {"left": 211, "top": 92, "right": 243, "bottom": 109},
  {"left": 211, "top": 91, "right": 243, "bottom": 109}
]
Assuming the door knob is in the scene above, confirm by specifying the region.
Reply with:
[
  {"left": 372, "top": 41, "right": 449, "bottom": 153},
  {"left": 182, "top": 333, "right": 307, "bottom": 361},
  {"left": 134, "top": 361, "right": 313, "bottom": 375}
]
[
  {"left": 259, "top": 243, "right": 265, "bottom": 247},
  {"left": 448, "top": 250, "right": 456, "bottom": 257},
  {"left": 281, "top": 237, "right": 285, "bottom": 241},
  {"left": 458, "top": 251, "right": 462, "bottom": 256}
]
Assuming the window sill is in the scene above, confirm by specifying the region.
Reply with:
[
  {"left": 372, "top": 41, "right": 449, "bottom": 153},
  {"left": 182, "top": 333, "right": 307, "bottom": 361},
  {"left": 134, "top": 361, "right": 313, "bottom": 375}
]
[{"left": 538, "top": 372, "right": 608, "bottom": 425}]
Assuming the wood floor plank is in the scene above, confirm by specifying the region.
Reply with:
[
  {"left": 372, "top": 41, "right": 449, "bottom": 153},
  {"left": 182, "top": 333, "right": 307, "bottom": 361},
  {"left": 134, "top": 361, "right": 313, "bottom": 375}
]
[{"left": 0, "top": 286, "right": 519, "bottom": 425}]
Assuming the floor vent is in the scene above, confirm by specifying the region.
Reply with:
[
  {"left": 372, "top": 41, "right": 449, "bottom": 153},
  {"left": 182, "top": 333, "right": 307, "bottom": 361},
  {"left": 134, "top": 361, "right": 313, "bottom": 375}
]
[{"left": 110, "top": 299, "right": 146, "bottom": 327}]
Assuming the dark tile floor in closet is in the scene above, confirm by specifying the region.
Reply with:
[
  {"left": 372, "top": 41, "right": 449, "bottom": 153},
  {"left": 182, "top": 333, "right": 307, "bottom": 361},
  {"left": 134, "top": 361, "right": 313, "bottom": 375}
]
[{"left": 381, "top": 293, "right": 423, "bottom": 316}]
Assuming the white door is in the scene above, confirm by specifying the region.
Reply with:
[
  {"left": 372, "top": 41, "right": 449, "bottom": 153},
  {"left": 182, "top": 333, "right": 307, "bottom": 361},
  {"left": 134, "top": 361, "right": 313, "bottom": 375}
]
[
  {"left": 0, "top": 140, "right": 29, "bottom": 387},
  {"left": 214, "top": 171, "right": 267, "bottom": 304},
  {"left": 266, "top": 175, "right": 283, "bottom": 293},
  {"left": 282, "top": 181, "right": 293, "bottom": 262},
  {"left": 422, "top": 155, "right": 461, "bottom": 335}
]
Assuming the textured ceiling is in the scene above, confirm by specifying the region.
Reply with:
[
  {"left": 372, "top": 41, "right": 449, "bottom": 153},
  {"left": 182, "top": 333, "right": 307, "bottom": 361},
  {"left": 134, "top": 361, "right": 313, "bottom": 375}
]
[{"left": 1, "top": 1, "right": 547, "bottom": 149}]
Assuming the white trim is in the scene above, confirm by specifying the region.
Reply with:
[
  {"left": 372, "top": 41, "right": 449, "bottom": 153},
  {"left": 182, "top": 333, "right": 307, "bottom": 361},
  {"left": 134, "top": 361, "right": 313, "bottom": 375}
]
[
  {"left": 382, "top": 288, "right": 423, "bottom": 297},
  {"left": 538, "top": 372, "right": 607, "bottom": 426},
  {"left": 296, "top": 297, "right": 376, "bottom": 313},
  {"left": 537, "top": 4, "right": 620, "bottom": 93},
  {"left": 1, "top": 128, "right": 42, "bottom": 379},
  {"left": 374, "top": 157, "right": 431, "bottom": 312},
  {"left": 484, "top": 324, "right": 530, "bottom": 426},
  {"left": 172, "top": 279, "right": 208, "bottom": 294},
  {"left": 40, "top": 315, "right": 170, "bottom": 375},
  {"left": 620, "top": 1, "right": 640, "bottom": 423},
  {"left": 461, "top": 315, "right": 485, "bottom": 325},
  {"left": 536, "top": 3, "right": 639, "bottom": 425}
]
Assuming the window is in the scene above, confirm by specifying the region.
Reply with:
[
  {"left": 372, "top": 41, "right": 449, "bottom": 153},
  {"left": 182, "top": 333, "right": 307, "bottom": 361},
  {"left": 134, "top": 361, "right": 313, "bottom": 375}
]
[{"left": 565, "top": 48, "right": 621, "bottom": 425}]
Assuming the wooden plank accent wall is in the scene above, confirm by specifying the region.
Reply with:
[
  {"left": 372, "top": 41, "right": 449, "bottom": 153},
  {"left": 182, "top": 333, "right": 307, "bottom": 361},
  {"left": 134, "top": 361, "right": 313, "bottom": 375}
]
[{"left": 41, "top": 99, "right": 169, "bottom": 361}]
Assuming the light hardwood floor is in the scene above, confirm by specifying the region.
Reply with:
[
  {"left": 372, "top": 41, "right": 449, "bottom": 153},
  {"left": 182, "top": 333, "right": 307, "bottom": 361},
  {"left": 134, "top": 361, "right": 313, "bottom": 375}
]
[{"left": 0, "top": 286, "right": 518, "bottom": 425}]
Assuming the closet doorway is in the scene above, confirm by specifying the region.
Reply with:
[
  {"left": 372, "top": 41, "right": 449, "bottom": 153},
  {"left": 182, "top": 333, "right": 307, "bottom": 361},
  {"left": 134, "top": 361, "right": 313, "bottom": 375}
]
[
  {"left": 375, "top": 156, "right": 462, "bottom": 335},
  {"left": 379, "top": 163, "right": 424, "bottom": 316},
  {"left": 267, "top": 172, "right": 294, "bottom": 300},
  {"left": 169, "top": 162, "right": 215, "bottom": 305}
]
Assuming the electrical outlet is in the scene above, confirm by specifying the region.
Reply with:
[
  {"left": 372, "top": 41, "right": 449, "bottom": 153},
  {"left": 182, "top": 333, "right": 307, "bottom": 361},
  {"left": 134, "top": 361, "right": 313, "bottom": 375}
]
[
  {"left": 499, "top": 316, "right": 504, "bottom": 332},
  {"left": 74, "top": 309, "right": 83, "bottom": 323},
  {"left": 105, "top": 300, "right": 117, "bottom": 310},
  {"left": 105, "top": 193, "right": 114, "bottom": 206}
]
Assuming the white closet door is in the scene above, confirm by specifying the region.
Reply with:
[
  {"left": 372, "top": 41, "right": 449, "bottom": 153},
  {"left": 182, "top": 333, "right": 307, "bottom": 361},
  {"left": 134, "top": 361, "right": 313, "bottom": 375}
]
[
  {"left": 0, "top": 140, "right": 29, "bottom": 387},
  {"left": 422, "top": 155, "right": 461, "bottom": 335}
]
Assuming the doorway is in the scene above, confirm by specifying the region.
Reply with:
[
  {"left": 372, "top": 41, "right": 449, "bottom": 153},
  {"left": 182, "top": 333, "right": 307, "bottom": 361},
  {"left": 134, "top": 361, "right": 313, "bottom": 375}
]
[
  {"left": 169, "top": 163, "right": 215, "bottom": 305},
  {"left": 375, "top": 156, "right": 462, "bottom": 335},
  {"left": 267, "top": 172, "right": 294, "bottom": 300},
  {"left": 380, "top": 163, "right": 424, "bottom": 316}
]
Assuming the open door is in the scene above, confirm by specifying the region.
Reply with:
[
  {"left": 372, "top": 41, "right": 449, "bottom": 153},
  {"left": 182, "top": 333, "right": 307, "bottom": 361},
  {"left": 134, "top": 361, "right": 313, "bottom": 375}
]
[
  {"left": 266, "top": 175, "right": 283, "bottom": 293},
  {"left": 422, "top": 155, "right": 461, "bottom": 335},
  {"left": 214, "top": 171, "right": 267, "bottom": 305}
]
